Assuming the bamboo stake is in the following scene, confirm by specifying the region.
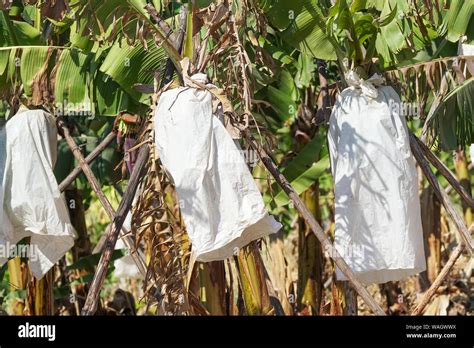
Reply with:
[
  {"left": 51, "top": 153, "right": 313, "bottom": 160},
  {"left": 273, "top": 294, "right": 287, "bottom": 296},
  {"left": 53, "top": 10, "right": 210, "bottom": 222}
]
[
  {"left": 59, "top": 131, "right": 116, "bottom": 192},
  {"left": 409, "top": 133, "right": 474, "bottom": 253},
  {"left": 411, "top": 243, "right": 465, "bottom": 315},
  {"left": 242, "top": 129, "right": 386, "bottom": 316},
  {"left": 412, "top": 134, "right": 474, "bottom": 210}
]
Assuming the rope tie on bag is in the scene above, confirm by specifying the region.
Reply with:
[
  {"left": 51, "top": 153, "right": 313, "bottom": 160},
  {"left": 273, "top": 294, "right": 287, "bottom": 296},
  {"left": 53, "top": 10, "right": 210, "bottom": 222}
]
[{"left": 345, "top": 70, "right": 385, "bottom": 99}]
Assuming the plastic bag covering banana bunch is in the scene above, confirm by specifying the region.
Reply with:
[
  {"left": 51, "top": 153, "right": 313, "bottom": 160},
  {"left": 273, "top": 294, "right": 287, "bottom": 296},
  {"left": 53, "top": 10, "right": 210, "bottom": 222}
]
[
  {"left": 328, "top": 71, "right": 426, "bottom": 285},
  {"left": 0, "top": 108, "right": 76, "bottom": 279},
  {"left": 154, "top": 74, "right": 282, "bottom": 262}
]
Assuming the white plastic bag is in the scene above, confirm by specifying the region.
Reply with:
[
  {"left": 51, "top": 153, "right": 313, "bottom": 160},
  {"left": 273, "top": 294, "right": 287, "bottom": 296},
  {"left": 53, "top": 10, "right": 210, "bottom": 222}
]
[
  {"left": 470, "top": 144, "right": 474, "bottom": 164},
  {"left": 154, "top": 76, "right": 281, "bottom": 262},
  {"left": 328, "top": 74, "right": 426, "bottom": 285},
  {"left": 460, "top": 38, "right": 474, "bottom": 162},
  {"left": 458, "top": 36, "right": 474, "bottom": 76},
  {"left": 113, "top": 212, "right": 143, "bottom": 280},
  {"left": 0, "top": 109, "right": 76, "bottom": 279}
]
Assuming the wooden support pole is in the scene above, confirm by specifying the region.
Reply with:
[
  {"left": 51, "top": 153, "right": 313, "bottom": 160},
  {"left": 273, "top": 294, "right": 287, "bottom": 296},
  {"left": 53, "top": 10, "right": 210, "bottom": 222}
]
[
  {"left": 409, "top": 133, "right": 473, "bottom": 315},
  {"left": 242, "top": 129, "right": 386, "bottom": 316},
  {"left": 412, "top": 134, "right": 474, "bottom": 210},
  {"left": 409, "top": 133, "right": 474, "bottom": 253},
  {"left": 57, "top": 120, "right": 147, "bottom": 279},
  {"left": 411, "top": 242, "right": 465, "bottom": 315},
  {"left": 81, "top": 144, "right": 150, "bottom": 315},
  {"left": 58, "top": 120, "right": 118, "bottom": 220},
  {"left": 59, "top": 131, "right": 116, "bottom": 192}
]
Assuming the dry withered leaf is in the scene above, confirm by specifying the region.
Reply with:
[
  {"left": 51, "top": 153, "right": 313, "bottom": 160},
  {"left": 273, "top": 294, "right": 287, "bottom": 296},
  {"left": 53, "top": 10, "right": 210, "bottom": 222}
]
[
  {"left": 41, "top": 0, "right": 69, "bottom": 21},
  {"left": 30, "top": 48, "right": 55, "bottom": 107},
  {"left": 0, "top": 0, "right": 12, "bottom": 11}
]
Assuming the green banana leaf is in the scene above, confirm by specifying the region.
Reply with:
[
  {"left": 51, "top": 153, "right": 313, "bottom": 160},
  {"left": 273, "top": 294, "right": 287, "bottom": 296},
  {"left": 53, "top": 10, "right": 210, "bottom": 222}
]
[
  {"left": 432, "top": 77, "right": 474, "bottom": 150},
  {"left": 270, "top": 134, "right": 329, "bottom": 207},
  {"left": 54, "top": 48, "right": 90, "bottom": 105},
  {"left": 20, "top": 47, "right": 49, "bottom": 96},
  {"left": 441, "top": 0, "right": 474, "bottom": 43},
  {"left": 281, "top": 2, "right": 337, "bottom": 61},
  {"left": 100, "top": 38, "right": 166, "bottom": 103},
  {"left": 256, "top": 0, "right": 337, "bottom": 60}
]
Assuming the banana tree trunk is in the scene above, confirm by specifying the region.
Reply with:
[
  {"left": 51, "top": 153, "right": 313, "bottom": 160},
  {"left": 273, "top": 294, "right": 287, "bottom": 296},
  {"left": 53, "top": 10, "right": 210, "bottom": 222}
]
[
  {"left": 330, "top": 280, "right": 357, "bottom": 315},
  {"left": 454, "top": 149, "right": 472, "bottom": 225},
  {"left": 262, "top": 231, "right": 294, "bottom": 315},
  {"left": 26, "top": 269, "right": 54, "bottom": 315},
  {"left": 297, "top": 183, "right": 323, "bottom": 315},
  {"left": 7, "top": 257, "right": 27, "bottom": 315},
  {"left": 419, "top": 185, "right": 441, "bottom": 287},
  {"left": 380, "top": 282, "right": 406, "bottom": 314},
  {"left": 198, "top": 261, "right": 227, "bottom": 315},
  {"left": 236, "top": 242, "right": 273, "bottom": 315},
  {"left": 9, "top": 237, "right": 54, "bottom": 316}
]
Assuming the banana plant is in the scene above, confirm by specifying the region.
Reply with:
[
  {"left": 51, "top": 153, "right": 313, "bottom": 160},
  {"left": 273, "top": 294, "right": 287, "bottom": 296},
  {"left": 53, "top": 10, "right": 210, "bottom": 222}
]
[
  {"left": 258, "top": 0, "right": 474, "bottom": 147},
  {"left": 1, "top": 0, "right": 474, "bottom": 317}
]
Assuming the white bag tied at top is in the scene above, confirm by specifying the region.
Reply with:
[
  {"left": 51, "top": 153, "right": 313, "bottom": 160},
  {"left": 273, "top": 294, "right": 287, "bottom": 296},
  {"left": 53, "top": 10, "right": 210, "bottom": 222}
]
[
  {"left": 154, "top": 74, "right": 282, "bottom": 262},
  {"left": 328, "top": 71, "right": 426, "bottom": 285},
  {"left": 0, "top": 109, "right": 76, "bottom": 279}
]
